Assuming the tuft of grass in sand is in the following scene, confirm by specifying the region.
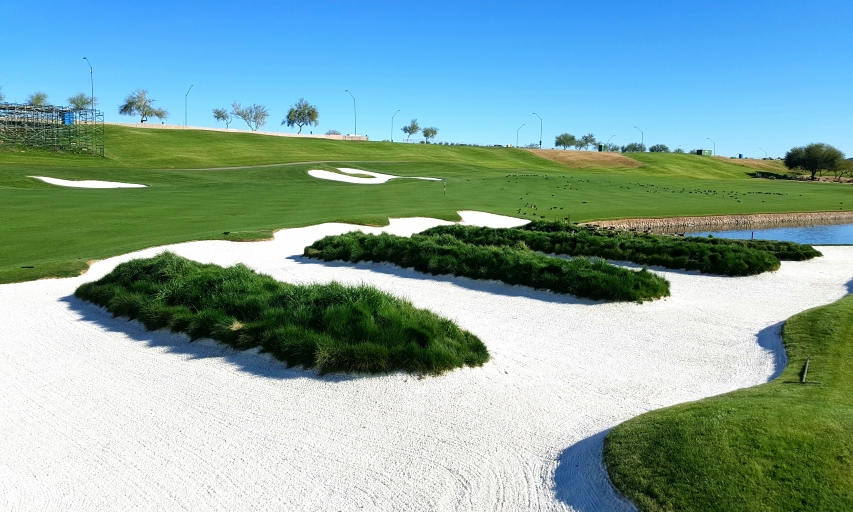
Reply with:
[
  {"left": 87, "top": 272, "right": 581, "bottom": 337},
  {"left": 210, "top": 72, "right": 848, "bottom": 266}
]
[
  {"left": 75, "top": 252, "right": 489, "bottom": 375},
  {"left": 604, "top": 293, "right": 853, "bottom": 511}
]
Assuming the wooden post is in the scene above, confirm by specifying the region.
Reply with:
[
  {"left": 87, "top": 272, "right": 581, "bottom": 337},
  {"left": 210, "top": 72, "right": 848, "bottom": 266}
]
[{"left": 801, "top": 357, "right": 810, "bottom": 384}]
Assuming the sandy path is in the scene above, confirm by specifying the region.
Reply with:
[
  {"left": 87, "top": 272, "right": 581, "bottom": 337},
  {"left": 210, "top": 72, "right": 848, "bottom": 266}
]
[
  {"left": 30, "top": 176, "right": 147, "bottom": 189},
  {"left": 1, "top": 211, "right": 851, "bottom": 511}
]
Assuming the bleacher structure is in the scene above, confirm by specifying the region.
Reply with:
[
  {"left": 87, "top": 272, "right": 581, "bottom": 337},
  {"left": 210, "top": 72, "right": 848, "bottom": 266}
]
[{"left": 0, "top": 103, "right": 104, "bottom": 156}]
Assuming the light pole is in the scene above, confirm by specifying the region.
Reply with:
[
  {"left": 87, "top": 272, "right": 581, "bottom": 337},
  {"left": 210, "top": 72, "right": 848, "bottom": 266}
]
[
  {"left": 83, "top": 57, "right": 93, "bottom": 118},
  {"left": 391, "top": 109, "right": 400, "bottom": 142},
  {"left": 759, "top": 148, "right": 767, "bottom": 158},
  {"left": 707, "top": 137, "right": 716, "bottom": 155},
  {"left": 607, "top": 134, "right": 615, "bottom": 151},
  {"left": 516, "top": 123, "right": 525, "bottom": 147},
  {"left": 634, "top": 126, "right": 643, "bottom": 149},
  {"left": 184, "top": 85, "right": 193, "bottom": 127},
  {"left": 345, "top": 90, "right": 356, "bottom": 135},
  {"left": 532, "top": 113, "right": 542, "bottom": 148}
]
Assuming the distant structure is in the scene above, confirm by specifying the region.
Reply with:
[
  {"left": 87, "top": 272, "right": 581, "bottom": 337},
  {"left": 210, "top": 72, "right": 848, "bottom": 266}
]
[
  {"left": 0, "top": 103, "right": 104, "bottom": 156},
  {"left": 695, "top": 149, "right": 712, "bottom": 156}
]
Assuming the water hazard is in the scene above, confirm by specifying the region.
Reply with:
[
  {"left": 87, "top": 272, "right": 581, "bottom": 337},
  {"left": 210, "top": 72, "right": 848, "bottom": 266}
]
[{"left": 684, "top": 222, "right": 853, "bottom": 245}]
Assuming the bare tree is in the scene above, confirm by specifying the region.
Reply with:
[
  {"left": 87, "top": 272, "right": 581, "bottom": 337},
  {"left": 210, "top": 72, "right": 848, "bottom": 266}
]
[
  {"left": 422, "top": 127, "right": 438, "bottom": 143},
  {"left": 213, "top": 108, "right": 233, "bottom": 129},
  {"left": 402, "top": 119, "right": 420, "bottom": 141},
  {"left": 231, "top": 102, "right": 269, "bottom": 131},
  {"left": 282, "top": 98, "right": 319, "bottom": 134},
  {"left": 27, "top": 92, "right": 49, "bottom": 106},
  {"left": 118, "top": 89, "right": 168, "bottom": 123},
  {"left": 68, "top": 93, "right": 96, "bottom": 110}
]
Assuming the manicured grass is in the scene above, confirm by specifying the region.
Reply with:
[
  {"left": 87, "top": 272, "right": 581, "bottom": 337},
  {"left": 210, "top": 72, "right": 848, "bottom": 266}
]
[
  {"left": 304, "top": 232, "right": 670, "bottom": 301},
  {"left": 604, "top": 293, "right": 853, "bottom": 511},
  {"left": 75, "top": 252, "right": 488, "bottom": 375},
  {"left": 1, "top": 126, "right": 850, "bottom": 284},
  {"left": 420, "top": 221, "right": 821, "bottom": 276}
]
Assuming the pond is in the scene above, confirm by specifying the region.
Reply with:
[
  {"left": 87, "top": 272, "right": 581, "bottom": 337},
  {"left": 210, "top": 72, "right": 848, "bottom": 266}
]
[{"left": 685, "top": 222, "right": 853, "bottom": 245}]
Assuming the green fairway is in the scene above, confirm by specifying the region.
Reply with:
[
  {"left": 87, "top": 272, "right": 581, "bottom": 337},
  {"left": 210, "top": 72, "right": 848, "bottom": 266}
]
[
  {"left": 1, "top": 126, "right": 850, "bottom": 283},
  {"left": 604, "top": 293, "right": 853, "bottom": 511}
]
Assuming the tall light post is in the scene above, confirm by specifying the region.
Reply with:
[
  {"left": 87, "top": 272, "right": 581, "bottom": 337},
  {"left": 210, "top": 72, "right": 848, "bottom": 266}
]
[
  {"left": 759, "top": 148, "right": 767, "bottom": 158},
  {"left": 634, "top": 126, "right": 643, "bottom": 149},
  {"left": 532, "top": 113, "right": 542, "bottom": 149},
  {"left": 707, "top": 137, "right": 716, "bottom": 155},
  {"left": 345, "top": 90, "right": 356, "bottom": 135},
  {"left": 516, "top": 123, "right": 525, "bottom": 147},
  {"left": 184, "top": 85, "right": 193, "bottom": 127},
  {"left": 83, "top": 57, "right": 94, "bottom": 117},
  {"left": 391, "top": 109, "right": 400, "bottom": 142}
]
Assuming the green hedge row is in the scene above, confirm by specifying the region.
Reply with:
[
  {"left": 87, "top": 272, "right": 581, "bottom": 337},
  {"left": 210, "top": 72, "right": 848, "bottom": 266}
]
[
  {"left": 304, "top": 232, "right": 670, "bottom": 302},
  {"left": 75, "top": 252, "right": 488, "bottom": 375}
]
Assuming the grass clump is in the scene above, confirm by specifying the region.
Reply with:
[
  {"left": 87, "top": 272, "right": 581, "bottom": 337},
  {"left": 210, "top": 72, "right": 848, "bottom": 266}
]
[
  {"left": 74, "top": 252, "right": 488, "bottom": 375},
  {"left": 304, "top": 232, "right": 670, "bottom": 302},
  {"left": 604, "top": 294, "right": 853, "bottom": 511},
  {"left": 420, "top": 220, "right": 820, "bottom": 276}
]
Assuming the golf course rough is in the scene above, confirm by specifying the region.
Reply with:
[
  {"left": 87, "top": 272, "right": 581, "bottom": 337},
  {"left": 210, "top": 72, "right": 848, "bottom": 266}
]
[{"left": 74, "top": 252, "right": 489, "bottom": 375}]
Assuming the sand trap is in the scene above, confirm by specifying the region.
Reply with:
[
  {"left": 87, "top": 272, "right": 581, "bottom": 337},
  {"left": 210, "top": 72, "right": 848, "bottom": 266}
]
[
  {"left": 31, "top": 176, "right": 147, "bottom": 189},
  {"left": 527, "top": 149, "right": 643, "bottom": 169},
  {"left": 1, "top": 210, "right": 851, "bottom": 511},
  {"left": 308, "top": 167, "right": 441, "bottom": 184}
]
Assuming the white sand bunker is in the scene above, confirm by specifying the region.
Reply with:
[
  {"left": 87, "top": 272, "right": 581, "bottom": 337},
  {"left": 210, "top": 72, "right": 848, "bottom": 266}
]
[
  {"left": 31, "top": 176, "right": 147, "bottom": 189},
  {"left": 1, "top": 210, "right": 852, "bottom": 511},
  {"left": 308, "top": 167, "right": 441, "bottom": 184}
]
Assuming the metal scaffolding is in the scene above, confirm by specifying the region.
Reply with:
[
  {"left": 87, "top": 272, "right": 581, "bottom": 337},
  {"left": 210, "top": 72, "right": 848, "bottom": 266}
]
[{"left": 0, "top": 103, "right": 104, "bottom": 156}]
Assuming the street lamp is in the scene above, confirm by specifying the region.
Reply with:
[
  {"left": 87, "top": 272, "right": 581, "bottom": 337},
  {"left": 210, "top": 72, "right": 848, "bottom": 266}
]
[
  {"left": 759, "top": 148, "right": 767, "bottom": 158},
  {"left": 532, "top": 113, "right": 542, "bottom": 149},
  {"left": 391, "top": 109, "right": 400, "bottom": 142},
  {"left": 184, "top": 85, "right": 193, "bottom": 127},
  {"left": 83, "top": 57, "right": 94, "bottom": 118},
  {"left": 634, "top": 126, "right": 643, "bottom": 149},
  {"left": 707, "top": 137, "right": 716, "bottom": 155},
  {"left": 516, "top": 123, "right": 525, "bottom": 147},
  {"left": 345, "top": 90, "right": 356, "bottom": 135}
]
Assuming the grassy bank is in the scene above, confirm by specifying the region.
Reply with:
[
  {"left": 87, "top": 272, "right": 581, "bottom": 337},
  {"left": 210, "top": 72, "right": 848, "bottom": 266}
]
[
  {"left": 2, "top": 126, "right": 850, "bottom": 284},
  {"left": 304, "top": 232, "right": 670, "bottom": 301},
  {"left": 75, "top": 253, "right": 488, "bottom": 375},
  {"left": 604, "top": 293, "right": 853, "bottom": 511},
  {"left": 421, "top": 221, "right": 821, "bottom": 276}
]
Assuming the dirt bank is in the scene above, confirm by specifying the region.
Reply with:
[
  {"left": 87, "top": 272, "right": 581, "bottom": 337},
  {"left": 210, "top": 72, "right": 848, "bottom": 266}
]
[{"left": 582, "top": 211, "right": 853, "bottom": 231}]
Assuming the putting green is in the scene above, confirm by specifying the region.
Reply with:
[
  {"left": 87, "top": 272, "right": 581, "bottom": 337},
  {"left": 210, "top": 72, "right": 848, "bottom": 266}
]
[{"left": 1, "top": 126, "right": 850, "bottom": 284}]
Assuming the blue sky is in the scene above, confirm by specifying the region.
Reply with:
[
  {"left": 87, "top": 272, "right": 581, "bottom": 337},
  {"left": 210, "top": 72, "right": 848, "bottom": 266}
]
[{"left": 2, "top": 0, "right": 850, "bottom": 157}]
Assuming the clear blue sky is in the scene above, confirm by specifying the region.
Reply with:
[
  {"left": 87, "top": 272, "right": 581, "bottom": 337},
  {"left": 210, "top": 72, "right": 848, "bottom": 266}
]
[{"left": 2, "top": 0, "right": 850, "bottom": 157}]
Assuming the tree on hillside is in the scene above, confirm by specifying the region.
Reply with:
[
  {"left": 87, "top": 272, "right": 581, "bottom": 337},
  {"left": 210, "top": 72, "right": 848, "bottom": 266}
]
[
  {"left": 581, "top": 133, "right": 597, "bottom": 150},
  {"left": 422, "top": 127, "right": 438, "bottom": 143},
  {"left": 27, "top": 92, "right": 49, "bottom": 106},
  {"left": 402, "top": 119, "right": 420, "bottom": 141},
  {"left": 555, "top": 133, "right": 577, "bottom": 150},
  {"left": 602, "top": 142, "right": 620, "bottom": 152},
  {"left": 213, "top": 108, "right": 233, "bottom": 129},
  {"left": 784, "top": 143, "right": 845, "bottom": 180},
  {"left": 673, "top": 147, "right": 685, "bottom": 153},
  {"left": 282, "top": 98, "right": 319, "bottom": 134},
  {"left": 68, "top": 93, "right": 96, "bottom": 110},
  {"left": 119, "top": 90, "right": 168, "bottom": 123},
  {"left": 621, "top": 142, "right": 646, "bottom": 153},
  {"left": 325, "top": 129, "right": 341, "bottom": 135},
  {"left": 231, "top": 102, "right": 269, "bottom": 131},
  {"left": 649, "top": 144, "right": 670, "bottom": 153}
]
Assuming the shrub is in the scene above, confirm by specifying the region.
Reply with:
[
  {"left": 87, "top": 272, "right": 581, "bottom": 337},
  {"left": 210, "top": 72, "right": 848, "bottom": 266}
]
[{"left": 75, "top": 252, "right": 488, "bottom": 375}]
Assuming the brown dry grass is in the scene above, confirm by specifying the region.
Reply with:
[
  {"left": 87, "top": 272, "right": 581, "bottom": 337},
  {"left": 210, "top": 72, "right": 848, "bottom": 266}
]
[
  {"left": 526, "top": 149, "right": 643, "bottom": 169},
  {"left": 712, "top": 156, "right": 787, "bottom": 172}
]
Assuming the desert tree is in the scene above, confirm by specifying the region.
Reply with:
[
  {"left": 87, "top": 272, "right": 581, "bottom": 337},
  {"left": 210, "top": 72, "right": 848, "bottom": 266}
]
[
  {"left": 422, "top": 127, "right": 438, "bottom": 143},
  {"left": 555, "top": 133, "right": 577, "bottom": 150},
  {"left": 673, "top": 147, "right": 685, "bottom": 153},
  {"left": 581, "top": 133, "right": 597, "bottom": 150},
  {"left": 119, "top": 89, "right": 168, "bottom": 123},
  {"left": 325, "top": 129, "right": 341, "bottom": 135},
  {"left": 784, "top": 143, "right": 845, "bottom": 180},
  {"left": 621, "top": 142, "right": 646, "bottom": 153},
  {"left": 231, "top": 102, "right": 269, "bottom": 131},
  {"left": 68, "top": 93, "right": 96, "bottom": 110},
  {"left": 212, "top": 108, "right": 233, "bottom": 129},
  {"left": 402, "top": 119, "right": 420, "bottom": 140},
  {"left": 282, "top": 98, "right": 319, "bottom": 134},
  {"left": 649, "top": 144, "right": 670, "bottom": 153},
  {"left": 602, "top": 142, "right": 620, "bottom": 152},
  {"left": 27, "top": 92, "right": 49, "bottom": 106}
]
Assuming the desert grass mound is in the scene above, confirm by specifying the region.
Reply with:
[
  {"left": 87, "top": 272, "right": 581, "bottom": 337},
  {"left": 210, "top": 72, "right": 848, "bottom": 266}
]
[
  {"left": 421, "top": 220, "right": 820, "bottom": 276},
  {"left": 527, "top": 149, "right": 643, "bottom": 168},
  {"left": 604, "top": 293, "right": 853, "bottom": 511},
  {"left": 304, "top": 232, "right": 670, "bottom": 302},
  {"left": 74, "top": 252, "right": 488, "bottom": 375}
]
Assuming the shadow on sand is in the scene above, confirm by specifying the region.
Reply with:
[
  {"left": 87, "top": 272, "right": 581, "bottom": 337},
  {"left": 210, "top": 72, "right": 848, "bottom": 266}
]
[{"left": 61, "top": 294, "right": 359, "bottom": 383}]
